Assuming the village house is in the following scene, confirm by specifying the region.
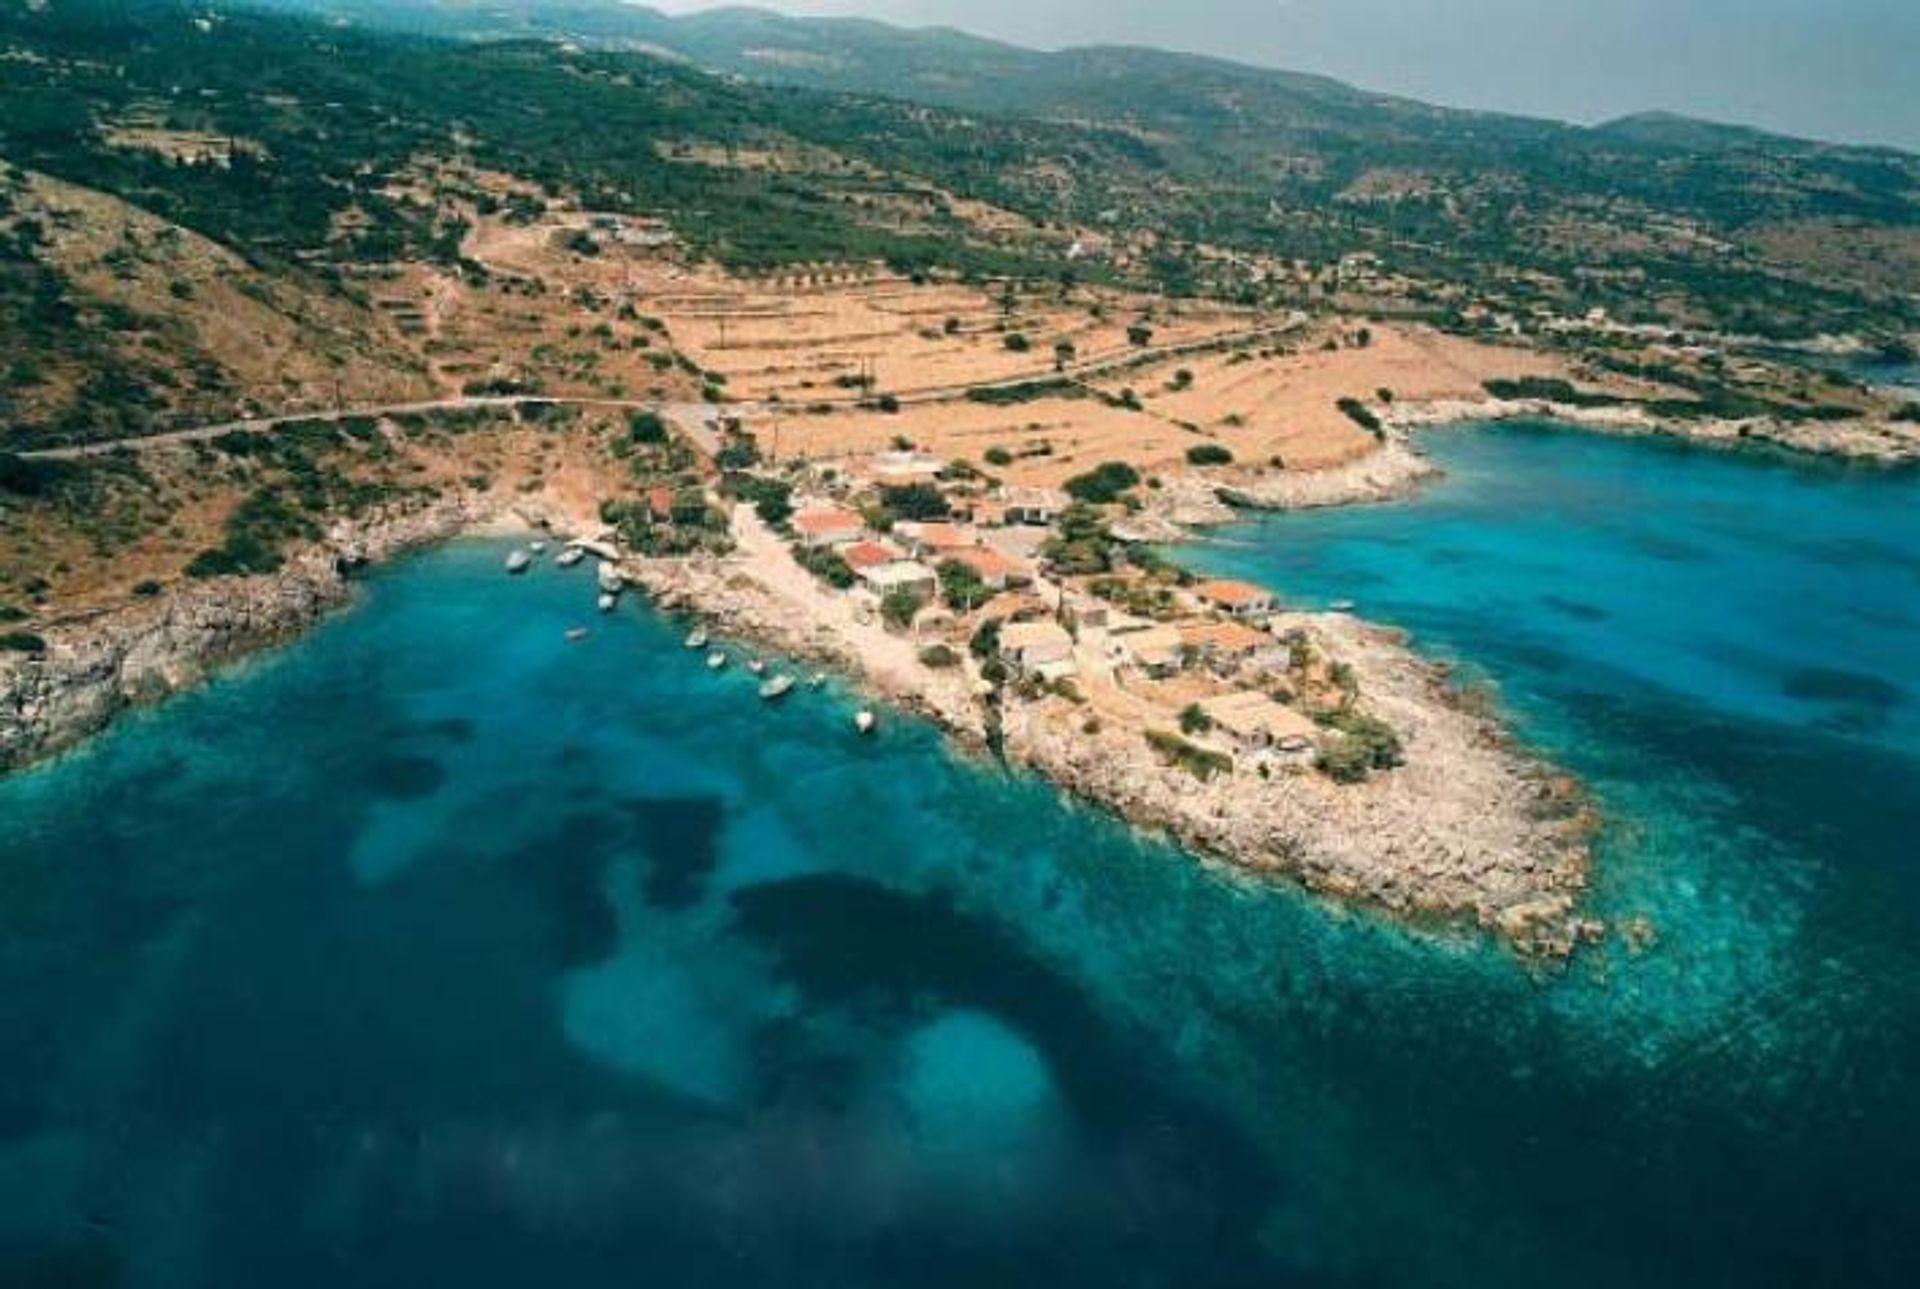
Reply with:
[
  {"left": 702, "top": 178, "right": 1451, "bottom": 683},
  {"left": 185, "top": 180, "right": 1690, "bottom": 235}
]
[
  {"left": 791, "top": 507, "right": 865, "bottom": 549},
  {"left": 841, "top": 539, "right": 903, "bottom": 572},
  {"left": 1060, "top": 592, "right": 1111, "bottom": 634},
  {"left": 1003, "top": 486, "right": 1069, "bottom": 527},
  {"left": 1108, "top": 623, "right": 1186, "bottom": 679},
  {"left": 999, "top": 620, "right": 1077, "bottom": 680},
  {"left": 1179, "top": 620, "right": 1281, "bottom": 673},
  {"left": 857, "top": 560, "right": 938, "bottom": 604},
  {"left": 946, "top": 545, "right": 1029, "bottom": 592},
  {"left": 894, "top": 521, "right": 978, "bottom": 561},
  {"left": 1195, "top": 579, "right": 1277, "bottom": 621},
  {"left": 1199, "top": 691, "right": 1321, "bottom": 759},
  {"left": 872, "top": 450, "right": 947, "bottom": 484}
]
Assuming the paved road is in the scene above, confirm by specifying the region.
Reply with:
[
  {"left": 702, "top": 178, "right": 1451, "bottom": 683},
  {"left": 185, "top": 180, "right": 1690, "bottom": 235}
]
[{"left": 14, "top": 314, "right": 1304, "bottom": 461}]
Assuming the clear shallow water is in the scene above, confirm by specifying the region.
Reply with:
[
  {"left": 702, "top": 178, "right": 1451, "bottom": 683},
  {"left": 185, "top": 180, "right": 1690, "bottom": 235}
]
[{"left": 2, "top": 425, "right": 1918, "bottom": 1286}]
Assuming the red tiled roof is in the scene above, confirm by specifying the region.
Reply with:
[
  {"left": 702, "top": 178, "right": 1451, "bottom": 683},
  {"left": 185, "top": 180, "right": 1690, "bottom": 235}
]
[
  {"left": 1197, "top": 579, "right": 1273, "bottom": 608},
  {"left": 842, "top": 540, "right": 901, "bottom": 569}
]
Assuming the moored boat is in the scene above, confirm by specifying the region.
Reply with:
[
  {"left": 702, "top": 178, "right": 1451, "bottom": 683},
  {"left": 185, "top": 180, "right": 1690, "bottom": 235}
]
[
  {"left": 555, "top": 547, "right": 586, "bottom": 568},
  {"left": 707, "top": 651, "right": 729, "bottom": 671},
  {"left": 747, "top": 658, "right": 766, "bottom": 675},
  {"left": 685, "top": 629, "right": 710, "bottom": 650},
  {"left": 598, "top": 593, "right": 617, "bottom": 613},
  {"left": 759, "top": 675, "right": 795, "bottom": 701},
  {"left": 564, "top": 627, "right": 590, "bottom": 643},
  {"left": 854, "top": 710, "right": 877, "bottom": 735},
  {"left": 505, "top": 550, "right": 533, "bottom": 574}
]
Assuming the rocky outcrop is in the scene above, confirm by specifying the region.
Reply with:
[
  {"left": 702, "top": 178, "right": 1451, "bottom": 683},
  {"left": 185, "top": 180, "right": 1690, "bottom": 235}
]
[
  {"left": 0, "top": 496, "right": 488, "bottom": 772},
  {"left": 1000, "top": 613, "right": 1596, "bottom": 955}
]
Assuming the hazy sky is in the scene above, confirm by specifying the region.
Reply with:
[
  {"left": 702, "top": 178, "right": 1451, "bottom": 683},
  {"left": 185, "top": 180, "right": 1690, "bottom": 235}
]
[{"left": 646, "top": 0, "right": 1920, "bottom": 151}]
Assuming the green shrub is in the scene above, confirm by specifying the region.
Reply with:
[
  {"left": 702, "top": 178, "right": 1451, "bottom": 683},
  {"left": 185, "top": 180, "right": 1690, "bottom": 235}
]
[
  {"left": 1063, "top": 461, "right": 1140, "bottom": 505},
  {"left": 1179, "top": 703, "right": 1213, "bottom": 735},
  {"left": 1336, "top": 398, "right": 1382, "bottom": 433},
  {"left": 0, "top": 632, "right": 48, "bottom": 655},
  {"left": 919, "top": 644, "right": 961, "bottom": 669},
  {"left": 1186, "top": 444, "right": 1234, "bottom": 466},
  {"left": 1003, "top": 332, "right": 1032, "bottom": 353},
  {"left": 132, "top": 579, "right": 164, "bottom": 598},
  {"left": 983, "top": 446, "right": 1013, "bottom": 467},
  {"left": 1146, "top": 729, "right": 1231, "bottom": 781}
]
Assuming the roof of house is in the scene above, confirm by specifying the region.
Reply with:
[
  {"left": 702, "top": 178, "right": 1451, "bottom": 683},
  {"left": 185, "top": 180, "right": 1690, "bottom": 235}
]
[
  {"left": 1200, "top": 691, "right": 1320, "bottom": 742},
  {"left": 842, "top": 540, "right": 902, "bottom": 570},
  {"left": 900, "top": 521, "right": 976, "bottom": 551},
  {"left": 947, "top": 546, "right": 1025, "bottom": 581},
  {"left": 792, "top": 508, "right": 864, "bottom": 536},
  {"left": 1004, "top": 485, "right": 1069, "bottom": 511},
  {"left": 1179, "top": 620, "right": 1273, "bottom": 655},
  {"left": 1196, "top": 579, "right": 1275, "bottom": 608},
  {"left": 858, "top": 560, "right": 937, "bottom": 589},
  {"left": 1000, "top": 620, "right": 1073, "bottom": 654},
  {"left": 1113, "top": 623, "right": 1185, "bottom": 667}
]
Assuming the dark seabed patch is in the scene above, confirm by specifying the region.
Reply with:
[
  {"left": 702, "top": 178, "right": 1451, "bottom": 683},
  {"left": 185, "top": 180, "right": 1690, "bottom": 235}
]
[
  {"left": 1782, "top": 666, "right": 1905, "bottom": 732},
  {"left": 630, "top": 796, "right": 725, "bottom": 910},
  {"left": 362, "top": 753, "right": 447, "bottom": 800},
  {"left": 1542, "top": 594, "right": 1610, "bottom": 622},
  {"left": 509, "top": 812, "right": 621, "bottom": 967}
]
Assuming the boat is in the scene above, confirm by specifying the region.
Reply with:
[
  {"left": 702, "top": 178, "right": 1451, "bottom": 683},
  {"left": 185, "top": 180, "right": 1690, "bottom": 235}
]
[
  {"left": 685, "top": 629, "right": 709, "bottom": 650},
  {"left": 854, "top": 710, "right": 877, "bottom": 735},
  {"left": 505, "top": 550, "right": 532, "bottom": 574},
  {"left": 529, "top": 541, "right": 548, "bottom": 554},
  {"left": 747, "top": 658, "right": 766, "bottom": 675},
  {"left": 759, "top": 675, "right": 795, "bottom": 701},
  {"left": 1329, "top": 599, "right": 1356, "bottom": 613},
  {"left": 808, "top": 673, "right": 829, "bottom": 689},
  {"left": 555, "top": 547, "right": 586, "bottom": 568},
  {"left": 598, "top": 593, "right": 617, "bottom": 613},
  {"left": 565, "top": 628, "right": 590, "bottom": 643},
  {"left": 596, "top": 563, "right": 624, "bottom": 595},
  {"left": 706, "top": 651, "right": 729, "bottom": 671}
]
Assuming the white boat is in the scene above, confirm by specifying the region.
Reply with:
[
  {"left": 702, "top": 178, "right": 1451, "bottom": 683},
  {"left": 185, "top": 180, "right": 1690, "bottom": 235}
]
[
  {"left": 808, "top": 673, "right": 829, "bottom": 689},
  {"left": 1329, "top": 599, "right": 1356, "bottom": 613},
  {"left": 855, "top": 710, "right": 877, "bottom": 735},
  {"left": 747, "top": 658, "right": 766, "bottom": 675},
  {"left": 598, "top": 593, "right": 617, "bottom": 613},
  {"left": 707, "top": 651, "right": 729, "bottom": 671},
  {"left": 759, "top": 675, "right": 795, "bottom": 701},
  {"left": 505, "top": 550, "right": 532, "bottom": 574},
  {"left": 685, "top": 629, "right": 709, "bottom": 650},
  {"left": 555, "top": 547, "right": 586, "bottom": 568},
  {"left": 565, "top": 627, "right": 590, "bottom": 643},
  {"left": 596, "top": 563, "right": 624, "bottom": 595},
  {"left": 530, "top": 541, "right": 548, "bottom": 554}
]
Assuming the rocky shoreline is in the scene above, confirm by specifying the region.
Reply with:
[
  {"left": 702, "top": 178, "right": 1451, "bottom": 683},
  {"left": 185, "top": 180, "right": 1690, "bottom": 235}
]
[{"left": 0, "top": 494, "right": 492, "bottom": 773}]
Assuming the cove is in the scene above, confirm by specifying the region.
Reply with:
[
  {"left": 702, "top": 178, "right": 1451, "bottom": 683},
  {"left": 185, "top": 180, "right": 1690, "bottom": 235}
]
[{"left": 0, "top": 420, "right": 1917, "bottom": 1286}]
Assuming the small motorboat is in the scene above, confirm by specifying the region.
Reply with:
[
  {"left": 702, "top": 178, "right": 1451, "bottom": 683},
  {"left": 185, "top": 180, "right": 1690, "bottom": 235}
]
[
  {"left": 598, "top": 593, "right": 618, "bottom": 613},
  {"left": 565, "top": 627, "right": 591, "bottom": 644},
  {"left": 685, "top": 629, "right": 710, "bottom": 650},
  {"left": 596, "top": 563, "right": 624, "bottom": 595},
  {"left": 505, "top": 550, "right": 533, "bottom": 574},
  {"left": 555, "top": 547, "right": 586, "bottom": 568},
  {"left": 854, "top": 710, "right": 877, "bottom": 735},
  {"left": 1329, "top": 599, "right": 1356, "bottom": 613},
  {"left": 759, "top": 675, "right": 795, "bottom": 701},
  {"left": 707, "top": 651, "right": 729, "bottom": 671},
  {"left": 808, "top": 673, "right": 829, "bottom": 689},
  {"left": 529, "top": 540, "right": 548, "bottom": 554},
  {"left": 747, "top": 658, "right": 767, "bottom": 676}
]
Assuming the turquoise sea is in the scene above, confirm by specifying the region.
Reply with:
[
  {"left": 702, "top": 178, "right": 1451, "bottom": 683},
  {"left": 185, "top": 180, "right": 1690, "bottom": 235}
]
[{"left": 3, "top": 421, "right": 1918, "bottom": 1286}]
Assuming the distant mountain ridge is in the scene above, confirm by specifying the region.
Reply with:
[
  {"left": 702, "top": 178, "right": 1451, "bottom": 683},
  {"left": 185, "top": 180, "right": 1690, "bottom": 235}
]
[{"left": 250, "top": 0, "right": 1901, "bottom": 160}]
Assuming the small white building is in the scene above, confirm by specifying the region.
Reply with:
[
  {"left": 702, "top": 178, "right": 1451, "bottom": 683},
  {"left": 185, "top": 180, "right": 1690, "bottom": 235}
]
[
  {"left": 1200, "top": 691, "right": 1321, "bottom": 758},
  {"left": 857, "top": 560, "right": 938, "bottom": 603},
  {"left": 1003, "top": 486, "right": 1069, "bottom": 527},
  {"left": 999, "top": 620, "right": 1077, "bottom": 680}
]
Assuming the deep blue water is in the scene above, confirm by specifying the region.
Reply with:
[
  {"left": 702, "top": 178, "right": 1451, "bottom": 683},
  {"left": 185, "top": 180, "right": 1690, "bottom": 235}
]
[{"left": 3, "top": 422, "right": 1919, "bottom": 1286}]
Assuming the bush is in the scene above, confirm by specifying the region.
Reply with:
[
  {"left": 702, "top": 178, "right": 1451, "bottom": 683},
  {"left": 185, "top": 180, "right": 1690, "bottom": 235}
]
[
  {"left": 879, "top": 483, "right": 948, "bottom": 521},
  {"left": 0, "top": 632, "right": 49, "bottom": 655},
  {"left": 880, "top": 588, "right": 921, "bottom": 630},
  {"left": 1186, "top": 444, "right": 1234, "bottom": 466},
  {"left": 970, "top": 618, "right": 1003, "bottom": 660},
  {"left": 0, "top": 452, "right": 77, "bottom": 498},
  {"left": 919, "top": 644, "right": 962, "bottom": 669},
  {"left": 1316, "top": 710, "right": 1404, "bottom": 782},
  {"left": 1003, "top": 332, "right": 1032, "bottom": 353},
  {"left": 1128, "top": 323, "right": 1154, "bottom": 347},
  {"left": 1179, "top": 703, "right": 1213, "bottom": 735},
  {"left": 1894, "top": 403, "right": 1920, "bottom": 424},
  {"left": 132, "top": 579, "right": 164, "bottom": 598},
  {"left": 629, "top": 410, "right": 669, "bottom": 444},
  {"left": 793, "top": 543, "right": 855, "bottom": 589},
  {"left": 1336, "top": 398, "right": 1382, "bottom": 434},
  {"left": 984, "top": 446, "right": 1013, "bottom": 467},
  {"left": 936, "top": 558, "right": 989, "bottom": 611},
  {"left": 1063, "top": 461, "right": 1140, "bottom": 505},
  {"left": 1146, "top": 729, "right": 1231, "bottom": 781}
]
